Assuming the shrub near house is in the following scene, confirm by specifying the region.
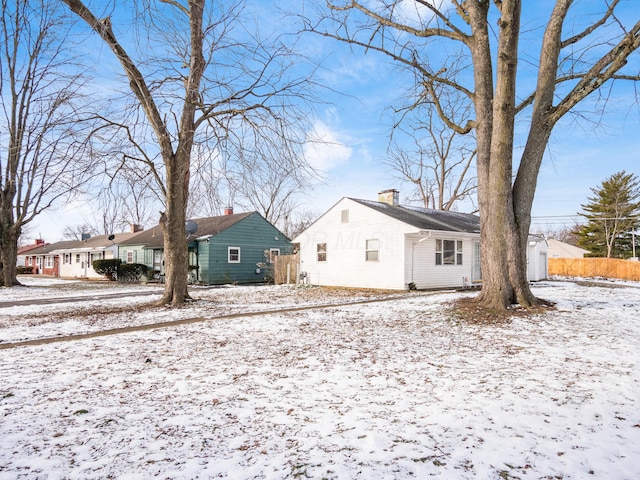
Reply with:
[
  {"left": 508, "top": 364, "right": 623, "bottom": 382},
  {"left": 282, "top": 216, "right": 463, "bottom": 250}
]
[
  {"left": 92, "top": 259, "right": 148, "bottom": 282},
  {"left": 92, "top": 259, "right": 121, "bottom": 281}
]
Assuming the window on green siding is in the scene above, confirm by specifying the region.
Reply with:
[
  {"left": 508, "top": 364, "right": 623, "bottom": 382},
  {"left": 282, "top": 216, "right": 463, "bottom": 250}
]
[
  {"left": 317, "top": 243, "right": 327, "bottom": 262},
  {"left": 228, "top": 247, "right": 241, "bottom": 263},
  {"left": 126, "top": 251, "right": 133, "bottom": 263},
  {"left": 436, "top": 239, "right": 463, "bottom": 265},
  {"left": 268, "top": 248, "right": 280, "bottom": 263},
  {"left": 365, "top": 239, "right": 379, "bottom": 261}
]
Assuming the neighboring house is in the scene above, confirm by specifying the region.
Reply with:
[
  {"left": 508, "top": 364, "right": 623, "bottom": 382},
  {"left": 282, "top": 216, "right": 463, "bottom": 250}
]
[
  {"left": 17, "top": 239, "right": 47, "bottom": 268},
  {"left": 293, "top": 189, "right": 547, "bottom": 290},
  {"left": 19, "top": 240, "right": 77, "bottom": 276},
  {"left": 118, "top": 210, "right": 293, "bottom": 285},
  {"left": 52, "top": 231, "right": 142, "bottom": 279},
  {"left": 547, "top": 239, "right": 590, "bottom": 258}
]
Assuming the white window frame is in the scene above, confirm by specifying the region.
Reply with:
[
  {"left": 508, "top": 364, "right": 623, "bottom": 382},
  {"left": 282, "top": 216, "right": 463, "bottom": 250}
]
[
  {"left": 228, "top": 246, "right": 241, "bottom": 263},
  {"left": 126, "top": 251, "right": 133, "bottom": 263},
  {"left": 268, "top": 248, "right": 280, "bottom": 263},
  {"left": 317, "top": 243, "right": 327, "bottom": 262},
  {"left": 436, "top": 239, "right": 464, "bottom": 266},
  {"left": 365, "top": 239, "right": 379, "bottom": 262}
]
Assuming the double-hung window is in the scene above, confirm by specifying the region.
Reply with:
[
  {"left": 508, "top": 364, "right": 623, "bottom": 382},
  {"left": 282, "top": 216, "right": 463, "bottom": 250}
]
[
  {"left": 317, "top": 243, "right": 327, "bottom": 262},
  {"left": 365, "top": 239, "right": 379, "bottom": 261},
  {"left": 228, "top": 247, "right": 241, "bottom": 263},
  {"left": 436, "top": 239, "right": 463, "bottom": 265}
]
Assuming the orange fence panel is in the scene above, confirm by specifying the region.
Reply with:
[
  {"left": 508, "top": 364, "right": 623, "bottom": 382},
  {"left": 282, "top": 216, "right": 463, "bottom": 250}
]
[{"left": 548, "top": 257, "right": 640, "bottom": 281}]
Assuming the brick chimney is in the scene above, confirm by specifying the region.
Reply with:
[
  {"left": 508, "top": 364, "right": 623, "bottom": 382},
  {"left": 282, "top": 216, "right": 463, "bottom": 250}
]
[
  {"left": 224, "top": 207, "right": 234, "bottom": 215},
  {"left": 378, "top": 189, "right": 399, "bottom": 206},
  {"left": 36, "top": 239, "right": 45, "bottom": 245},
  {"left": 130, "top": 223, "right": 144, "bottom": 233}
]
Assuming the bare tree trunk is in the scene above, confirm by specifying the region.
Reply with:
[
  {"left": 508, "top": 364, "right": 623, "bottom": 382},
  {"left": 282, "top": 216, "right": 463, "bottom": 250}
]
[
  {"left": 467, "top": 2, "right": 513, "bottom": 310},
  {"left": 472, "top": 0, "right": 540, "bottom": 310},
  {"left": 158, "top": 153, "right": 190, "bottom": 305},
  {"left": 0, "top": 207, "right": 21, "bottom": 286}
]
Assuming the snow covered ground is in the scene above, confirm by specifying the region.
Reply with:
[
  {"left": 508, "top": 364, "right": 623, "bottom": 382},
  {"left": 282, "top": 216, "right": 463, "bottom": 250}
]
[{"left": 1, "top": 276, "right": 639, "bottom": 479}]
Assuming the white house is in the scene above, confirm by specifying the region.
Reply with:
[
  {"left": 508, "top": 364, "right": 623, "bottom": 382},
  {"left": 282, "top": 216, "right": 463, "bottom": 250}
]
[
  {"left": 547, "top": 238, "right": 589, "bottom": 258},
  {"left": 52, "top": 231, "right": 141, "bottom": 279},
  {"left": 294, "top": 190, "right": 547, "bottom": 290}
]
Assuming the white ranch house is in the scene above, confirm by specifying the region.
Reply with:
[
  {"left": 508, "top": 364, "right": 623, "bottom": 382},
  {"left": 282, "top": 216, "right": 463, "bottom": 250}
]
[
  {"left": 51, "top": 231, "right": 141, "bottom": 279},
  {"left": 294, "top": 190, "right": 547, "bottom": 290}
]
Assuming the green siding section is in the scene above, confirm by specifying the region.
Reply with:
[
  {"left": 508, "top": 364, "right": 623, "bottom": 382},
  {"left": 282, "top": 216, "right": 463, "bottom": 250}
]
[
  {"left": 117, "top": 245, "right": 147, "bottom": 266},
  {"left": 198, "top": 213, "right": 292, "bottom": 285}
]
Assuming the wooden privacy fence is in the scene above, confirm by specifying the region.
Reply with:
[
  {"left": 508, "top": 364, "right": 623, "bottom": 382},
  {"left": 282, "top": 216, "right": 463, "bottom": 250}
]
[
  {"left": 549, "top": 257, "right": 640, "bottom": 282},
  {"left": 273, "top": 254, "right": 299, "bottom": 285}
]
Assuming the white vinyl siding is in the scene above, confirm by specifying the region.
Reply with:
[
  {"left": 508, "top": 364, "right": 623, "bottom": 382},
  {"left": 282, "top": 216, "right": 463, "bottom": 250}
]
[
  {"left": 295, "top": 198, "right": 409, "bottom": 289},
  {"left": 406, "top": 235, "right": 475, "bottom": 289}
]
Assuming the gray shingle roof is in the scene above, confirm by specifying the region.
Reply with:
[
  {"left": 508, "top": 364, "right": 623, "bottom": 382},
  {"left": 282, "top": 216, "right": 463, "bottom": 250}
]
[
  {"left": 349, "top": 198, "right": 480, "bottom": 233},
  {"left": 118, "top": 212, "right": 254, "bottom": 248}
]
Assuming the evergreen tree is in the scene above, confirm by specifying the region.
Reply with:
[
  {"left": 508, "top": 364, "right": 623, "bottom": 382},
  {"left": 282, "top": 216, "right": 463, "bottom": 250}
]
[{"left": 576, "top": 171, "right": 640, "bottom": 258}]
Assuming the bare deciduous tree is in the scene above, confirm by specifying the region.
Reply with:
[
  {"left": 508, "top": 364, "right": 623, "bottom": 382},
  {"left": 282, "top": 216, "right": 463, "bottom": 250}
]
[
  {"left": 305, "top": 0, "right": 640, "bottom": 311},
  {"left": 62, "top": 0, "right": 315, "bottom": 305},
  {"left": 188, "top": 131, "right": 317, "bottom": 231},
  {"left": 387, "top": 109, "right": 477, "bottom": 211},
  {"left": 62, "top": 223, "right": 99, "bottom": 240},
  {"left": 95, "top": 167, "right": 159, "bottom": 234},
  {"left": 0, "top": 0, "right": 96, "bottom": 286}
]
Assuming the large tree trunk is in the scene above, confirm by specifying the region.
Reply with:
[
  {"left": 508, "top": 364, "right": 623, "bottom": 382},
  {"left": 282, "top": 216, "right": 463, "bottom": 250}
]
[
  {"left": 0, "top": 203, "right": 21, "bottom": 287},
  {"left": 158, "top": 152, "right": 190, "bottom": 305},
  {"left": 472, "top": 0, "right": 538, "bottom": 310},
  {"left": 468, "top": 1, "right": 514, "bottom": 310}
]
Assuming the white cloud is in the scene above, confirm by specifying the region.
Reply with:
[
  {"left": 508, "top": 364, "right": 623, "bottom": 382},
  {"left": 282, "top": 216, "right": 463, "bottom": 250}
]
[{"left": 304, "top": 120, "right": 353, "bottom": 174}]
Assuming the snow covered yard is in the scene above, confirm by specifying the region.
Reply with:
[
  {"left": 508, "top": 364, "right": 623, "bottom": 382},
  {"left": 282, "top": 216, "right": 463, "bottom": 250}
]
[{"left": 1, "top": 278, "right": 639, "bottom": 479}]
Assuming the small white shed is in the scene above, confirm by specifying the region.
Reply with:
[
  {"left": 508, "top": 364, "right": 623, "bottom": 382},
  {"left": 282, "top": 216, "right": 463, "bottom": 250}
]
[{"left": 526, "top": 235, "right": 548, "bottom": 282}]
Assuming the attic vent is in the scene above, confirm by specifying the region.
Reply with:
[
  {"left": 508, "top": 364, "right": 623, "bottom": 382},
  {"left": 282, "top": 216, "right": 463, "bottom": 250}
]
[{"left": 341, "top": 209, "right": 349, "bottom": 223}]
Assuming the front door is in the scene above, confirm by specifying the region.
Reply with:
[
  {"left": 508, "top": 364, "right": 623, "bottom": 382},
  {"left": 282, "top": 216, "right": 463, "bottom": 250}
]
[{"left": 153, "top": 250, "right": 163, "bottom": 273}]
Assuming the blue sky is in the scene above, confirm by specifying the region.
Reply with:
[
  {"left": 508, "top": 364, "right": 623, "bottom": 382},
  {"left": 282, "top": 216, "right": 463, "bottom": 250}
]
[{"left": 29, "top": 0, "right": 640, "bottom": 241}]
